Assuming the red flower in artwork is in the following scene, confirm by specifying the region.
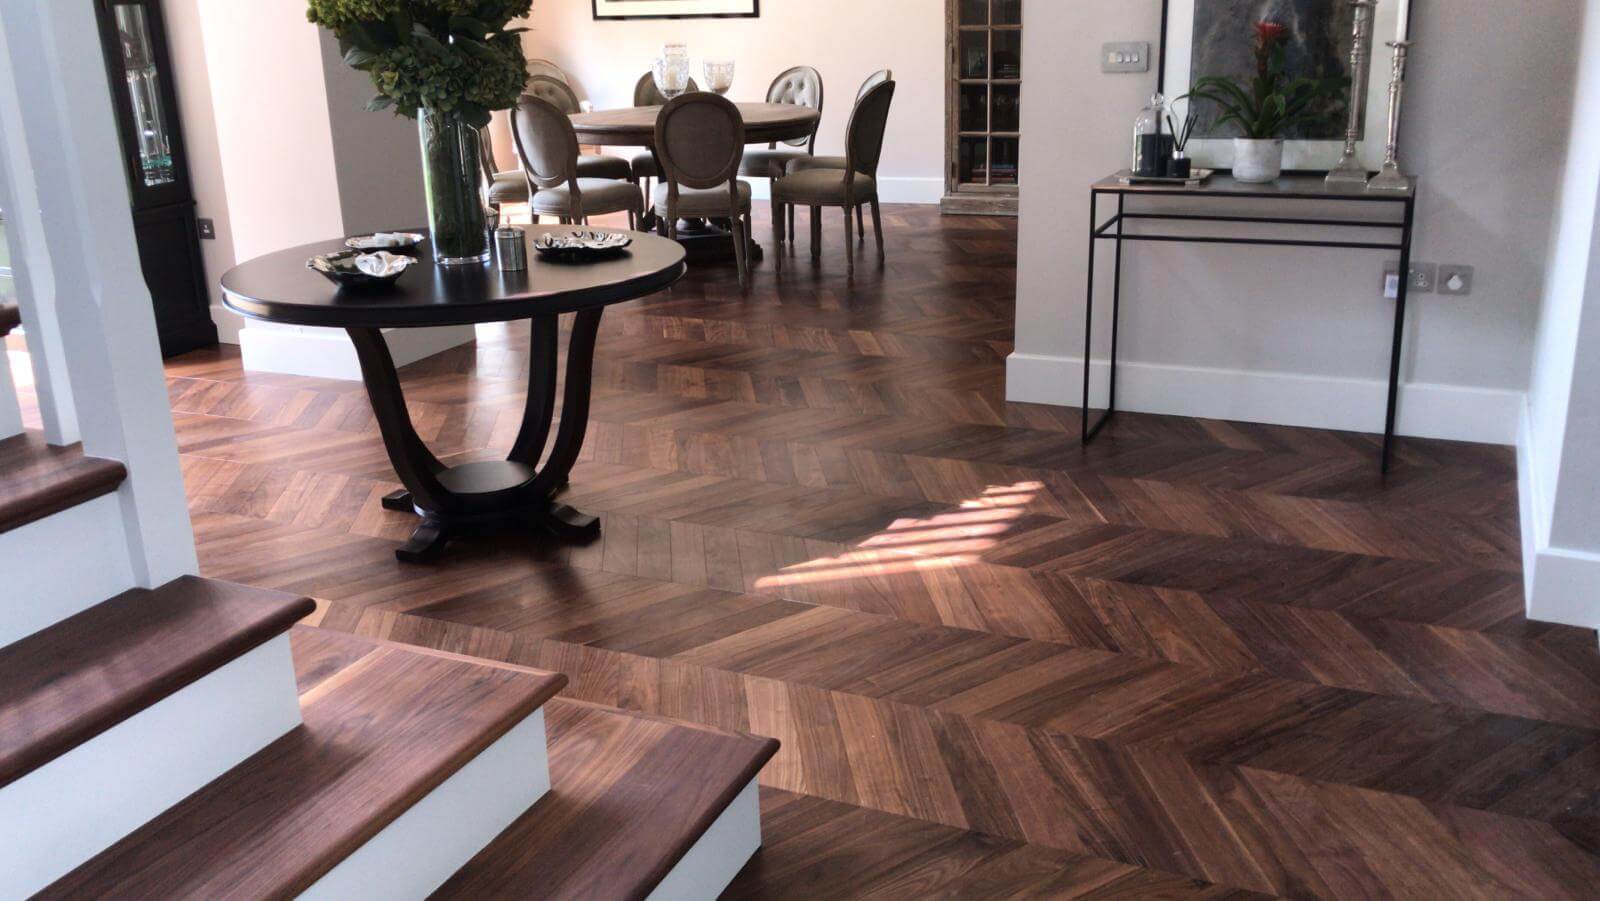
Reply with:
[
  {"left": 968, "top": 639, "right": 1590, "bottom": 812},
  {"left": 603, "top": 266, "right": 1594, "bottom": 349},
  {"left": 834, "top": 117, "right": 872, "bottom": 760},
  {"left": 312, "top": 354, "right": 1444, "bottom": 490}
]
[{"left": 1254, "top": 21, "right": 1289, "bottom": 46}]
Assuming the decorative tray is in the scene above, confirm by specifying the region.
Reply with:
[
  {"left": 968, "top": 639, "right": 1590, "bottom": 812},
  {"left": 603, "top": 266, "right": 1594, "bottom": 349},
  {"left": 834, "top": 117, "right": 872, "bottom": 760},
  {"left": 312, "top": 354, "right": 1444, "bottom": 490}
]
[
  {"left": 306, "top": 250, "right": 416, "bottom": 287},
  {"left": 1116, "top": 168, "right": 1215, "bottom": 187},
  {"left": 345, "top": 231, "right": 425, "bottom": 252},
  {"left": 532, "top": 230, "right": 633, "bottom": 263}
]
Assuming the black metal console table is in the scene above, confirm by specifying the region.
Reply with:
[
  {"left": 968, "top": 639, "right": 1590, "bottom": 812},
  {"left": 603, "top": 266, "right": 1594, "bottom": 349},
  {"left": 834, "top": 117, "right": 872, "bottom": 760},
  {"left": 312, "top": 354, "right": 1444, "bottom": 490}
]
[{"left": 1082, "top": 172, "right": 1417, "bottom": 471}]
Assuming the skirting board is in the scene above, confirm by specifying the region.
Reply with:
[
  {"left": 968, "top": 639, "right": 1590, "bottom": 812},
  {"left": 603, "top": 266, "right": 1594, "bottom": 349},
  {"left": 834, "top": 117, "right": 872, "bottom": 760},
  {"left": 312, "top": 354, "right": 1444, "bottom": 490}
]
[
  {"left": 747, "top": 176, "right": 942, "bottom": 206},
  {"left": 1006, "top": 352, "right": 1523, "bottom": 445},
  {"left": 1517, "top": 402, "right": 1600, "bottom": 631},
  {"left": 237, "top": 321, "right": 476, "bottom": 381}
]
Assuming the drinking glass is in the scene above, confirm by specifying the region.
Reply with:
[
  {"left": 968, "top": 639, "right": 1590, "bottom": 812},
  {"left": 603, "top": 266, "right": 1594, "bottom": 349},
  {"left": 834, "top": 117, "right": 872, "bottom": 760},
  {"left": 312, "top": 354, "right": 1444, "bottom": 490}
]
[
  {"left": 703, "top": 59, "right": 736, "bottom": 95},
  {"left": 652, "top": 53, "right": 691, "bottom": 100}
]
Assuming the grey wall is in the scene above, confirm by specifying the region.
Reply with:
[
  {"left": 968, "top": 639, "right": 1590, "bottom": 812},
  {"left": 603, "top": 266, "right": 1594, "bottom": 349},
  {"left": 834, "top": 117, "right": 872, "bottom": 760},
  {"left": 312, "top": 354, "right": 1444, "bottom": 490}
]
[
  {"left": 1012, "top": 0, "right": 1584, "bottom": 441},
  {"left": 318, "top": 30, "right": 428, "bottom": 236}
]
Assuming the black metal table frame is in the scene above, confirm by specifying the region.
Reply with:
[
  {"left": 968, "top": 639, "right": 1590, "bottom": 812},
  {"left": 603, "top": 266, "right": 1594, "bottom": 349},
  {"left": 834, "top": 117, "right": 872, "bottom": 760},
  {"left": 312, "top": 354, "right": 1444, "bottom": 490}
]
[{"left": 1081, "top": 184, "right": 1417, "bottom": 471}]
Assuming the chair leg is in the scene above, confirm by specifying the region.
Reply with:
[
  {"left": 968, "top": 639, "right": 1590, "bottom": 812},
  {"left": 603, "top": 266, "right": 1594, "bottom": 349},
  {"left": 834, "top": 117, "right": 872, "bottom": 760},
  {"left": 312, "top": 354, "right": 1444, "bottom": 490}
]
[
  {"left": 773, "top": 198, "right": 786, "bottom": 246},
  {"left": 810, "top": 206, "right": 822, "bottom": 259},
  {"left": 731, "top": 208, "right": 749, "bottom": 289},
  {"left": 870, "top": 198, "right": 884, "bottom": 258},
  {"left": 856, "top": 203, "right": 865, "bottom": 239},
  {"left": 787, "top": 203, "right": 796, "bottom": 251},
  {"left": 843, "top": 204, "right": 855, "bottom": 276}
]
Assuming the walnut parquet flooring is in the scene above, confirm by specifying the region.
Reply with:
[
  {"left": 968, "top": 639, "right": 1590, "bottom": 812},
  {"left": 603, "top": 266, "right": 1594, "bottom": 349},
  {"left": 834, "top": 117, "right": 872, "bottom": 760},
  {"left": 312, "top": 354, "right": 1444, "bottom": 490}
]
[{"left": 165, "top": 204, "right": 1599, "bottom": 898}]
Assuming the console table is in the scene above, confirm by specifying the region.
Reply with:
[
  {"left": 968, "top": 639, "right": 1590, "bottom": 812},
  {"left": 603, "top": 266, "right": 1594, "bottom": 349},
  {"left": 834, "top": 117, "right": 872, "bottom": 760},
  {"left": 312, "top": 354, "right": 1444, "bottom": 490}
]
[{"left": 1081, "top": 172, "right": 1417, "bottom": 471}]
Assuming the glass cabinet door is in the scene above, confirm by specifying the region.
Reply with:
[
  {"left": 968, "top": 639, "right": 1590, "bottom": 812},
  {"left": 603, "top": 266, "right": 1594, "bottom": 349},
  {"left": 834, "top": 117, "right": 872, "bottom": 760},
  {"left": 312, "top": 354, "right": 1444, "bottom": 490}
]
[
  {"left": 948, "top": 0, "right": 1021, "bottom": 197},
  {"left": 114, "top": 4, "right": 176, "bottom": 188},
  {"left": 96, "top": 0, "right": 190, "bottom": 208}
]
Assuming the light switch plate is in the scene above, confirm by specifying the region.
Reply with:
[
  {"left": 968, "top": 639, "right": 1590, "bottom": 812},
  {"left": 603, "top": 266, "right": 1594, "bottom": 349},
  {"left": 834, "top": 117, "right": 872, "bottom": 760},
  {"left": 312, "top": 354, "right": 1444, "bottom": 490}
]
[
  {"left": 1438, "top": 264, "right": 1475, "bottom": 296},
  {"left": 197, "top": 218, "right": 216, "bottom": 240},
  {"left": 1102, "top": 42, "right": 1151, "bottom": 73}
]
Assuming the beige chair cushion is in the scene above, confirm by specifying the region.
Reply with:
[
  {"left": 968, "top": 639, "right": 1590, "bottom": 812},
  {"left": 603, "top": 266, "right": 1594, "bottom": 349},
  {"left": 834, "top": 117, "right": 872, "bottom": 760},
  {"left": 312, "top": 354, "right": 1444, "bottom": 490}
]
[
  {"left": 530, "top": 178, "right": 642, "bottom": 217},
  {"left": 785, "top": 154, "right": 847, "bottom": 174},
  {"left": 631, "top": 151, "right": 658, "bottom": 179},
  {"left": 488, "top": 170, "right": 527, "bottom": 204},
  {"left": 577, "top": 153, "right": 631, "bottom": 181},
  {"left": 652, "top": 180, "right": 752, "bottom": 218},
  {"left": 739, "top": 148, "right": 809, "bottom": 179},
  {"left": 772, "top": 168, "right": 875, "bottom": 205}
]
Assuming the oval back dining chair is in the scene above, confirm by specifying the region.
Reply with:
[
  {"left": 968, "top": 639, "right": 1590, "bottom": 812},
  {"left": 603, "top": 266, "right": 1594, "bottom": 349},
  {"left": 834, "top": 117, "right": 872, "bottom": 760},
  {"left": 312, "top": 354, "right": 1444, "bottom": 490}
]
[
  {"left": 526, "top": 57, "right": 569, "bottom": 83},
  {"left": 524, "top": 76, "right": 632, "bottom": 185},
  {"left": 857, "top": 68, "right": 893, "bottom": 102},
  {"left": 739, "top": 66, "right": 824, "bottom": 233},
  {"left": 512, "top": 94, "right": 642, "bottom": 228},
  {"left": 653, "top": 92, "right": 753, "bottom": 288},
  {"left": 631, "top": 71, "right": 703, "bottom": 201},
  {"left": 773, "top": 79, "right": 896, "bottom": 276},
  {"left": 783, "top": 69, "right": 897, "bottom": 242}
]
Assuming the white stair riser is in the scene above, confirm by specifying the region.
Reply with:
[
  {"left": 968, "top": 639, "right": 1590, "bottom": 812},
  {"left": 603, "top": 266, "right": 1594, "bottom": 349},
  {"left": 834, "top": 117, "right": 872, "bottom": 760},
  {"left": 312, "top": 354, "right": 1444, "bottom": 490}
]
[
  {"left": 647, "top": 778, "right": 763, "bottom": 901},
  {"left": 0, "top": 493, "right": 135, "bottom": 648},
  {"left": 0, "top": 634, "right": 304, "bottom": 897},
  {"left": 301, "top": 708, "right": 551, "bottom": 900}
]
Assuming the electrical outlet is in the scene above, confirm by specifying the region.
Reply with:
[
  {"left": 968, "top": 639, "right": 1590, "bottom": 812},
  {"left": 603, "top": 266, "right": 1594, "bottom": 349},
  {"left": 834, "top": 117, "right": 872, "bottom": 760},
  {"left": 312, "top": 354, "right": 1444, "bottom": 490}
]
[
  {"left": 1102, "top": 42, "right": 1151, "bottom": 73},
  {"left": 1438, "top": 264, "right": 1475, "bottom": 296},
  {"left": 1383, "top": 261, "right": 1436, "bottom": 298},
  {"left": 197, "top": 218, "right": 216, "bottom": 240}
]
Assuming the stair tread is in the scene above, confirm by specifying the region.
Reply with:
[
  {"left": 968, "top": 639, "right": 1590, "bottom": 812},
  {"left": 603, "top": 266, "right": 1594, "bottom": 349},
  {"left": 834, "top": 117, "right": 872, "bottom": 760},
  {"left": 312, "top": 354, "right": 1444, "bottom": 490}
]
[
  {"left": 0, "top": 430, "right": 126, "bottom": 535},
  {"left": 0, "top": 575, "right": 314, "bottom": 788},
  {"left": 42, "top": 626, "right": 567, "bottom": 899},
  {"left": 436, "top": 698, "right": 779, "bottom": 899}
]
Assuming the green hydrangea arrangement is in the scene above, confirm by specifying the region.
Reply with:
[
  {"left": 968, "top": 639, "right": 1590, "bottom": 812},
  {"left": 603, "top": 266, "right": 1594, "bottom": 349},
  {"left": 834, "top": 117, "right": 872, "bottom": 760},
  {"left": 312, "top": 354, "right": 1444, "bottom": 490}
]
[{"left": 307, "top": 0, "right": 533, "bottom": 128}]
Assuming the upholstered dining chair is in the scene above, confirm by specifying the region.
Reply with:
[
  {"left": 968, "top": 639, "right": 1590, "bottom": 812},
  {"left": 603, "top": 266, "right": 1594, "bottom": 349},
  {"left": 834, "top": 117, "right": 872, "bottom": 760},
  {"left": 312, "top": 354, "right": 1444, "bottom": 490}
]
[
  {"left": 773, "top": 79, "right": 895, "bottom": 276},
  {"left": 783, "top": 69, "right": 894, "bottom": 240},
  {"left": 526, "top": 57, "right": 569, "bottom": 84},
  {"left": 630, "top": 71, "right": 700, "bottom": 202},
  {"left": 737, "top": 67, "right": 823, "bottom": 238},
  {"left": 653, "top": 92, "right": 753, "bottom": 288},
  {"left": 488, "top": 77, "right": 632, "bottom": 213},
  {"left": 511, "top": 94, "right": 642, "bottom": 228}
]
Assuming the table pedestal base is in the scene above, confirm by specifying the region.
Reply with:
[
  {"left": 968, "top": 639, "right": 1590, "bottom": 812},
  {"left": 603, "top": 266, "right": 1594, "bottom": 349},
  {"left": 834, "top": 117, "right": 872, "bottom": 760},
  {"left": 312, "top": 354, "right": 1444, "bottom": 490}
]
[{"left": 350, "top": 309, "right": 605, "bottom": 562}]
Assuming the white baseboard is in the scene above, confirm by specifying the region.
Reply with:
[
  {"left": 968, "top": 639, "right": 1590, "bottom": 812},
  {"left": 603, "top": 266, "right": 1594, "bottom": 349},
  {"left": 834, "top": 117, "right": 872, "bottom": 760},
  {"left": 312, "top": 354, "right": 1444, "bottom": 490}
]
[
  {"left": 747, "top": 175, "right": 942, "bottom": 206},
  {"left": 0, "top": 635, "right": 303, "bottom": 897},
  {"left": 647, "top": 777, "right": 762, "bottom": 901},
  {"left": 0, "top": 493, "right": 135, "bottom": 648},
  {"left": 237, "top": 321, "right": 475, "bottom": 381},
  {"left": 1516, "top": 401, "right": 1600, "bottom": 631},
  {"left": 1006, "top": 352, "right": 1523, "bottom": 445},
  {"left": 302, "top": 708, "right": 551, "bottom": 900}
]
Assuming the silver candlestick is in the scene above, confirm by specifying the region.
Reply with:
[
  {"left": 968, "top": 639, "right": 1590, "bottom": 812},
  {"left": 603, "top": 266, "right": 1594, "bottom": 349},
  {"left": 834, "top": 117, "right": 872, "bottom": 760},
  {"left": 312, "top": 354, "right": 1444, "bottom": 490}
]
[
  {"left": 1326, "top": 0, "right": 1379, "bottom": 186},
  {"left": 1367, "top": 40, "right": 1415, "bottom": 192}
]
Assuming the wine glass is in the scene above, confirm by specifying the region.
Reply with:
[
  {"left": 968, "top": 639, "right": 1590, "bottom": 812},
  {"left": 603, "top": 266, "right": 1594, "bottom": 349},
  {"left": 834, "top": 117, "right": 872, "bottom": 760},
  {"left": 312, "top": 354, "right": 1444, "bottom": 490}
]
[
  {"left": 702, "top": 59, "right": 736, "bottom": 95},
  {"left": 652, "top": 53, "right": 691, "bottom": 101}
]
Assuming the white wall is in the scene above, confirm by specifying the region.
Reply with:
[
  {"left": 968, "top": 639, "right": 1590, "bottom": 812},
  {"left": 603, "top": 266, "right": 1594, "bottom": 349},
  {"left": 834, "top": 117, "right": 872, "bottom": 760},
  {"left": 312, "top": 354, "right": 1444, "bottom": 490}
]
[
  {"left": 1521, "top": 0, "right": 1600, "bottom": 630},
  {"left": 1010, "top": 0, "right": 1583, "bottom": 444},
  {"left": 504, "top": 0, "right": 944, "bottom": 203}
]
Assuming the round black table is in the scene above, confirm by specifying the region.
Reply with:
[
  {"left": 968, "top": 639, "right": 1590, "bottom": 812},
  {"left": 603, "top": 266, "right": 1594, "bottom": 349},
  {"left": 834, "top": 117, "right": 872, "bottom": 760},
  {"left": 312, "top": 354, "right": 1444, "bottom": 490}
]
[{"left": 221, "top": 227, "right": 686, "bottom": 562}]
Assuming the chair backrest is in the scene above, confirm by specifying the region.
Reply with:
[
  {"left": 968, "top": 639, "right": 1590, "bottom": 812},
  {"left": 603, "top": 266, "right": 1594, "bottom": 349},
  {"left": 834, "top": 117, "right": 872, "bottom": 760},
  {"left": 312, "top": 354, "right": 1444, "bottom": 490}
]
[
  {"left": 654, "top": 92, "right": 744, "bottom": 191},
  {"left": 845, "top": 79, "right": 895, "bottom": 180},
  {"left": 857, "top": 69, "right": 892, "bottom": 103},
  {"left": 527, "top": 58, "right": 568, "bottom": 84},
  {"left": 526, "top": 74, "right": 582, "bottom": 115},
  {"left": 765, "top": 66, "right": 824, "bottom": 149},
  {"left": 634, "top": 71, "right": 700, "bottom": 107},
  {"left": 477, "top": 125, "right": 500, "bottom": 180},
  {"left": 511, "top": 93, "right": 579, "bottom": 190}
]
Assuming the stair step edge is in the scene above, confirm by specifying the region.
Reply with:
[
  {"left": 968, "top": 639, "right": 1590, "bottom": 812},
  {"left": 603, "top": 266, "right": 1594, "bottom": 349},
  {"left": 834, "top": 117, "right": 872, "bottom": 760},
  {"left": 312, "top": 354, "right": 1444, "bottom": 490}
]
[{"left": 0, "top": 430, "right": 126, "bottom": 536}]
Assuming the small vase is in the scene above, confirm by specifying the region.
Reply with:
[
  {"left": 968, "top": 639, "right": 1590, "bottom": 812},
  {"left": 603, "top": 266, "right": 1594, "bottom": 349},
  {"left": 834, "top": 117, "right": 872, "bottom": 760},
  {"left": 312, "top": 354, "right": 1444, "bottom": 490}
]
[
  {"left": 418, "top": 108, "right": 490, "bottom": 266},
  {"left": 1232, "top": 138, "right": 1284, "bottom": 184}
]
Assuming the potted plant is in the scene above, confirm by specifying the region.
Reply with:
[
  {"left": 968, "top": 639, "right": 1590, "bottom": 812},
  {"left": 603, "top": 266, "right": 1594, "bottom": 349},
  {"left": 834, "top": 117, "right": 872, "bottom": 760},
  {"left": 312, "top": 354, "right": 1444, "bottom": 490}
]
[
  {"left": 307, "top": 1, "right": 532, "bottom": 264},
  {"left": 1186, "top": 21, "right": 1347, "bottom": 183}
]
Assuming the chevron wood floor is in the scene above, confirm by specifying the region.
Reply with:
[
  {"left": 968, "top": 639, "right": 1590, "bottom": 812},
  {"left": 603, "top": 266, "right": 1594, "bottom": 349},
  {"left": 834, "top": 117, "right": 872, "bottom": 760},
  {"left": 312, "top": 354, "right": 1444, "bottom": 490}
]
[{"left": 153, "top": 203, "right": 1600, "bottom": 898}]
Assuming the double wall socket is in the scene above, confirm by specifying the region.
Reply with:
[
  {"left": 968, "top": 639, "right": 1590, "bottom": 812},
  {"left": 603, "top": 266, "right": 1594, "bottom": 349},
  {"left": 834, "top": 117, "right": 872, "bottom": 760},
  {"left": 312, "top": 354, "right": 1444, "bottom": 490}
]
[{"left": 1384, "top": 261, "right": 1436, "bottom": 299}]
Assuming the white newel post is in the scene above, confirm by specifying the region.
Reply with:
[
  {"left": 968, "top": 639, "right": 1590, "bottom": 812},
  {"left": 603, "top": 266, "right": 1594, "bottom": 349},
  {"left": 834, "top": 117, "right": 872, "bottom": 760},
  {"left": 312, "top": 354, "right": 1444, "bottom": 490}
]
[{"left": 0, "top": 0, "right": 198, "bottom": 584}]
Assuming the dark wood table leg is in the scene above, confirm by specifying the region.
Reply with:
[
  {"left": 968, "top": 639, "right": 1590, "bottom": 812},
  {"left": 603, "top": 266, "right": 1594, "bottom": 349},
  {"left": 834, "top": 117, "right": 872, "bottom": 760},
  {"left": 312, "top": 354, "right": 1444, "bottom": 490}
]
[{"left": 347, "top": 312, "right": 608, "bottom": 562}]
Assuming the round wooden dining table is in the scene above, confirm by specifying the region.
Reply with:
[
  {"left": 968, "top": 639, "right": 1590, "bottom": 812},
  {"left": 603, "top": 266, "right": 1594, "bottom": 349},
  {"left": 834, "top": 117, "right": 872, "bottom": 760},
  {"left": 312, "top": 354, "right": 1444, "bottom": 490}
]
[
  {"left": 570, "top": 101, "right": 820, "bottom": 263},
  {"left": 221, "top": 226, "right": 686, "bottom": 562}
]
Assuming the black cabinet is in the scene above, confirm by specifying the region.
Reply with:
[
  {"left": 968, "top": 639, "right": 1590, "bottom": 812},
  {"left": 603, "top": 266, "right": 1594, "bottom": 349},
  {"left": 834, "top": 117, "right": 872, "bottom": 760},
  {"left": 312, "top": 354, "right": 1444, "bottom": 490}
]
[{"left": 94, "top": 0, "right": 217, "bottom": 356}]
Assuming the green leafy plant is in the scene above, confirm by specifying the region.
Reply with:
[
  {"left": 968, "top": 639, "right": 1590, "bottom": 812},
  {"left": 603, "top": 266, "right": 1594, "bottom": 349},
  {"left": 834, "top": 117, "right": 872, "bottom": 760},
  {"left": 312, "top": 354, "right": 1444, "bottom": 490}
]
[
  {"left": 307, "top": 0, "right": 532, "bottom": 128},
  {"left": 1186, "top": 21, "right": 1348, "bottom": 141}
]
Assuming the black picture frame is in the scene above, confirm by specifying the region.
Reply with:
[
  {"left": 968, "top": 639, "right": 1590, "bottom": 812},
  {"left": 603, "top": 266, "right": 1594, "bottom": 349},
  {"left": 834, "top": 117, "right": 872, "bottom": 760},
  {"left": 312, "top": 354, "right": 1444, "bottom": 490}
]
[
  {"left": 592, "top": 0, "right": 759, "bottom": 21},
  {"left": 1156, "top": 0, "right": 1413, "bottom": 174}
]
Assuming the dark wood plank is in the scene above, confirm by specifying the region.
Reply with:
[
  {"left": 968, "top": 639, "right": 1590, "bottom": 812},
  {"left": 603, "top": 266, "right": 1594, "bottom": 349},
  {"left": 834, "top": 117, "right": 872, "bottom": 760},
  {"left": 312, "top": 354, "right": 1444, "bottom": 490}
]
[
  {"left": 0, "top": 430, "right": 126, "bottom": 534},
  {"left": 43, "top": 626, "right": 567, "bottom": 899},
  {"left": 0, "top": 575, "right": 313, "bottom": 787}
]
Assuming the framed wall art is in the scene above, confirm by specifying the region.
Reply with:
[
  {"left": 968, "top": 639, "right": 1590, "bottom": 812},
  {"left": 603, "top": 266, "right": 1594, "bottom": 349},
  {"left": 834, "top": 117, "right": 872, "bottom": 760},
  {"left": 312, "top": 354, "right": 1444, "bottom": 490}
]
[
  {"left": 1160, "top": 0, "right": 1412, "bottom": 173},
  {"left": 593, "top": 0, "right": 759, "bottom": 20}
]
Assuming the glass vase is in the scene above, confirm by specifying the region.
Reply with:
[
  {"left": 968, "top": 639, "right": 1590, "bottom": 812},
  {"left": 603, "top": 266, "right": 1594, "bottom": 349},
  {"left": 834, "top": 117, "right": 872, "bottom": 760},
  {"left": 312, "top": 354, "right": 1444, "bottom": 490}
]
[{"left": 418, "top": 108, "right": 489, "bottom": 266}]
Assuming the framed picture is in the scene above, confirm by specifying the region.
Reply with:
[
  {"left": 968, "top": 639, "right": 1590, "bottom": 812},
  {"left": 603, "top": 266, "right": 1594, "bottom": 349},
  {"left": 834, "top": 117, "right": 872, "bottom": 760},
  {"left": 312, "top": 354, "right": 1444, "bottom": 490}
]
[
  {"left": 1160, "top": 0, "right": 1412, "bottom": 173},
  {"left": 592, "top": 0, "right": 759, "bottom": 20}
]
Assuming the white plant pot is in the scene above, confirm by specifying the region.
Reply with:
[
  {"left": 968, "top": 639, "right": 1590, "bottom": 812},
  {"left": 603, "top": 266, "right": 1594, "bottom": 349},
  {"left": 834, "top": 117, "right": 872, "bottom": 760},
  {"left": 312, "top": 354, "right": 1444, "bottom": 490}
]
[{"left": 1232, "top": 138, "right": 1284, "bottom": 183}]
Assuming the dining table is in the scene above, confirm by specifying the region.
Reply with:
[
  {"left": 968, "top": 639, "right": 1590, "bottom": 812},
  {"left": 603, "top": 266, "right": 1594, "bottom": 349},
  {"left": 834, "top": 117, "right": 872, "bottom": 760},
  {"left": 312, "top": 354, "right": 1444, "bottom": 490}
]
[
  {"left": 221, "top": 226, "right": 686, "bottom": 562},
  {"left": 570, "top": 101, "right": 821, "bottom": 264}
]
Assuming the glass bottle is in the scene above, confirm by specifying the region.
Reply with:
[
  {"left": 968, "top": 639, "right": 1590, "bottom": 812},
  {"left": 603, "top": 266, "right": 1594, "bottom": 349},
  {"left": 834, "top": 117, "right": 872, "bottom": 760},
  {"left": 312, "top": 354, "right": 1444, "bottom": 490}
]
[{"left": 1131, "top": 93, "right": 1171, "bottom": 178}]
